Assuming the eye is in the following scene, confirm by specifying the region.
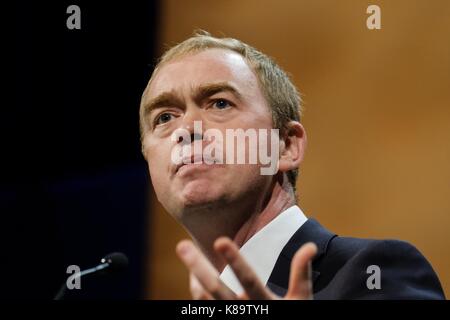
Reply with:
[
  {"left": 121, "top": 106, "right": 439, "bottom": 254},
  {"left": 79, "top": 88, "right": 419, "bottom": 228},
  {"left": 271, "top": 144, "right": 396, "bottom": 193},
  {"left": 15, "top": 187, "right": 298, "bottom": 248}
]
[
  {"left": 212, "top": 99, "right": 232, "bottom": 110},
  {"left": 155, "top": 112, "right": 175, "bottom": 126}
]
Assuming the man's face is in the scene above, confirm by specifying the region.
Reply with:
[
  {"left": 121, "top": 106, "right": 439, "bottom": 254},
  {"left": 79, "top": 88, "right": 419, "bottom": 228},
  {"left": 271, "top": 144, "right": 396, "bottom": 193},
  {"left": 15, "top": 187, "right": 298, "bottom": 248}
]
[{"left": 141, "top": 49, "right": 275, "bottom": 219}]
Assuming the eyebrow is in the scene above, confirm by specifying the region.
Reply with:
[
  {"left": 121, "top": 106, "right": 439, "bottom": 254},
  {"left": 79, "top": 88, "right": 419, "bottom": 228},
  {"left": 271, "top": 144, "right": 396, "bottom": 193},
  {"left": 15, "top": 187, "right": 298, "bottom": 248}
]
[
  {"left": 142, "top": 91, "right": 184, "bottom": 117},
  {"left": 192, "top": 82, "right": 243, "bottom": 105},
  {"left": 142, "top": 82, "right": 243, "bottom": 117}
]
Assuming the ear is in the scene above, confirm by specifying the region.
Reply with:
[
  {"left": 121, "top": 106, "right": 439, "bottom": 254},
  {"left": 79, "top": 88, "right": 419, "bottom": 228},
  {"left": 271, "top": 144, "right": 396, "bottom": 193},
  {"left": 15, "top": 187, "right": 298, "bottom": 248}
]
[{"left": 278, "top": 121, "right": 307, "bottom": 173}]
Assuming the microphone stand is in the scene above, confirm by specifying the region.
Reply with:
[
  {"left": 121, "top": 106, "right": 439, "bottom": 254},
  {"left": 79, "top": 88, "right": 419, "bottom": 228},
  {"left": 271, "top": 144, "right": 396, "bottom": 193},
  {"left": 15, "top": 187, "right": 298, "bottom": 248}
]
[{"left": 54, "top": 262, "right": 110, "bottom": 300}]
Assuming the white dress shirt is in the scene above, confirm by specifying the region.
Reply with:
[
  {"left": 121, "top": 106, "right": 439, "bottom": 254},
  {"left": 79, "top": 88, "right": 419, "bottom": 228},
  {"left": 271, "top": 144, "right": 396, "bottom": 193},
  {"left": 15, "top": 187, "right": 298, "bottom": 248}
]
[{"left": 219, "top": 205, "right": 308, "bottom": 295}]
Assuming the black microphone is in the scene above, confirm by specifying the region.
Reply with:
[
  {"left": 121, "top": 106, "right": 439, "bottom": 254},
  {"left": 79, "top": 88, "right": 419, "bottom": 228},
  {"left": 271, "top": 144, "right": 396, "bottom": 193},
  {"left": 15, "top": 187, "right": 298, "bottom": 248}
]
[{"left": 54, "top": 252, "right": 129, "bottom": 300}]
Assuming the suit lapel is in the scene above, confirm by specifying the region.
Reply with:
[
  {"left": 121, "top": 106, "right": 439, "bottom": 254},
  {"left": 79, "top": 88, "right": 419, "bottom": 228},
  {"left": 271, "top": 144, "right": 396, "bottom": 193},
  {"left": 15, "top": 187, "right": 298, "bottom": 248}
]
[{"left": 266, "top": 218, "right": 337, "bottom": 296}]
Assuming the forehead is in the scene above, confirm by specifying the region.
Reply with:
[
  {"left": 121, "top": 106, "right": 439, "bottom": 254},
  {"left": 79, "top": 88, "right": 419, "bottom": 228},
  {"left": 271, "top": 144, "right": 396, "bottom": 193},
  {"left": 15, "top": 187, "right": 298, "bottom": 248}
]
[{"left": 145, "top": 48, "right": 259, "bottom": 99}]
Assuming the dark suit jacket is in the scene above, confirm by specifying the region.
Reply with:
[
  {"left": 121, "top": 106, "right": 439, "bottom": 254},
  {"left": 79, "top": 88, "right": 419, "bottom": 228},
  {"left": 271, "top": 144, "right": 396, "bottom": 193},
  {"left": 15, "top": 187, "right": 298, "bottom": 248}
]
[{"left": 267, "top": 219, "right": 445, "bottom": 299}]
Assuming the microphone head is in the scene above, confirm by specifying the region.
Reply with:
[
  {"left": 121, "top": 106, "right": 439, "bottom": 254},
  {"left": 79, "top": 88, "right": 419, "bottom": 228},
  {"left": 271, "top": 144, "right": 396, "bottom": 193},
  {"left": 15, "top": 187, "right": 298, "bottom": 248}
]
[{"left": 101, "top": 252, "right": 129, "bottom": 273}]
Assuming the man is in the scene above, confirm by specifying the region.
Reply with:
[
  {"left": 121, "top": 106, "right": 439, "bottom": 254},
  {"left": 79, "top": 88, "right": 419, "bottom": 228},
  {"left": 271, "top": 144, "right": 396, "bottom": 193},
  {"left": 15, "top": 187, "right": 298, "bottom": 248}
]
[{"left": 139, "top": 32, "right": 445, "bottom": 299}]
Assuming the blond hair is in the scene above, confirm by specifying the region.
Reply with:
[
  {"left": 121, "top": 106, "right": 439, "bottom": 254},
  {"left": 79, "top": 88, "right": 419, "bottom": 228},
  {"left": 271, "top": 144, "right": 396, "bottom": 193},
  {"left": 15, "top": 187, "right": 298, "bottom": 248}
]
[{"left": 140, "top": 31, "right": 303, "bottom": 190}]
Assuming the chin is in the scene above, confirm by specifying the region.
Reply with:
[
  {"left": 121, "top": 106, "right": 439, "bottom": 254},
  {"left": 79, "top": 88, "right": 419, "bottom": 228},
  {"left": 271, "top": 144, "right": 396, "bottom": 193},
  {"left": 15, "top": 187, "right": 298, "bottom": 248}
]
[{"left": 179, "top": 181, "right": 224, "bottom": 208}]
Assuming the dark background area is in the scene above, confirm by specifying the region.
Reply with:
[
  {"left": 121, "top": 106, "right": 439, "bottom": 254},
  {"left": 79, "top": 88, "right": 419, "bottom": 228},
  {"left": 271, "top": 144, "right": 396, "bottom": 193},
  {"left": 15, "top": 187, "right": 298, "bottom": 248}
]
[{"left": 6, "top": 1, "right": 159, "bottom": 298}]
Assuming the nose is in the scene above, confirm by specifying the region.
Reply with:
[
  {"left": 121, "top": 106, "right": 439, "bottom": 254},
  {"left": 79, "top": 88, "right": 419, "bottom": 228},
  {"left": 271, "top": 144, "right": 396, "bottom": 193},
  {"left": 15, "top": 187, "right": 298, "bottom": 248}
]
[{"left": 176, "top": 105, "right": 204, "bottom": 145}]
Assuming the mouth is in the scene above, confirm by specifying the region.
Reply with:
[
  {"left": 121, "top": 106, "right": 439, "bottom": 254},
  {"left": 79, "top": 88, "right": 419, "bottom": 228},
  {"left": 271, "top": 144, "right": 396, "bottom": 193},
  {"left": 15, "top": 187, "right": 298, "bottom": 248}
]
[{"left": 174, "top": 154, "right": 222, "bottom": 175}]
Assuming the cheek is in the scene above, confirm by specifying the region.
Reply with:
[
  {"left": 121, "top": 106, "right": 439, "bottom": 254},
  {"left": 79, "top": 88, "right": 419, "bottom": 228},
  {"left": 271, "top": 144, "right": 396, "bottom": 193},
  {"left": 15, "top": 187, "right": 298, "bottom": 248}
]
[{"left": 226, "top": 164, "right": 268, "bottom": 189}]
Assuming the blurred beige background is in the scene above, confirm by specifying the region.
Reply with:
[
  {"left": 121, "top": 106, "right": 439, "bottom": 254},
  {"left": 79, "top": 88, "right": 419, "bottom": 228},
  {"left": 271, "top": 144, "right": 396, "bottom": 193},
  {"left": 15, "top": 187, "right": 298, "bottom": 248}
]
[{"left": 144, "top": 0, "right": 450, "bottom": 299}]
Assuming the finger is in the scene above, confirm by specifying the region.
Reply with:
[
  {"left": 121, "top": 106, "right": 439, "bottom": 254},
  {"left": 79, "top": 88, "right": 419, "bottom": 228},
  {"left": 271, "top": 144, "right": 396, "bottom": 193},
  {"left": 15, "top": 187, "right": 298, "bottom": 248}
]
[
  {"left": 286, "top": 242, "right": 317, "bottom": 300},
  {"left": 189, "top": 273, "right": 213, "bottom": 300},
  {"left": 214, "top": 237, "right": 274, "bottom": 300},
  {"left": 176, "top": 239, "right": 236, "bottom": 300}
]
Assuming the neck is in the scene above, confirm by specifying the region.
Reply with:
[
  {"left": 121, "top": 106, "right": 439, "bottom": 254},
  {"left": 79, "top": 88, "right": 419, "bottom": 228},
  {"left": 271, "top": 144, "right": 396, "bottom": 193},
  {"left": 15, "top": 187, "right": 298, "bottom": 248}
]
[{"left": 180, "top": 173, "right": 296, "bottom": 271}]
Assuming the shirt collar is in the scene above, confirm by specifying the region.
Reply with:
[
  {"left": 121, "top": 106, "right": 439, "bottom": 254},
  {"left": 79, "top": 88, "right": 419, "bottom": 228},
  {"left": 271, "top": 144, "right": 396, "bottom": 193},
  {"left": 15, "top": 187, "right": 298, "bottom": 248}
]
[{"left": 219, "top": 205, "right": 308, "bottom": 295}]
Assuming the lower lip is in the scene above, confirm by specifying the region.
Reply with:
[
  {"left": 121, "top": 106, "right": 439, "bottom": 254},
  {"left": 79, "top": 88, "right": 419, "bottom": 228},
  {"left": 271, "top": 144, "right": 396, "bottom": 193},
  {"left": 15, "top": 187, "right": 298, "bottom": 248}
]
[{"left": 176, "top": 163, "right": 223, "bottom": 176}]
